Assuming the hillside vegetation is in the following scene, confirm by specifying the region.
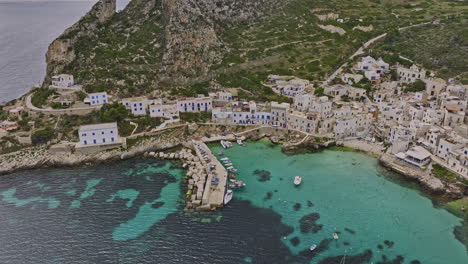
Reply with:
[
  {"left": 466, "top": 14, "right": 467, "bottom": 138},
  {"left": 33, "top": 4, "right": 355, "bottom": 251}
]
[{"left": 46, "top": 0, "right": 468, "bottom": 98}]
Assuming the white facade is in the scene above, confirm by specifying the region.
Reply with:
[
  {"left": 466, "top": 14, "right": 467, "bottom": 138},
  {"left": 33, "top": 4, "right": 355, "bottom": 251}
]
[
  {"left": 397, "top": 65, "right": 426, "bottom": 83},
  {"left": 88, "top": 92, "right": 109, "bottom": 105},
  {"left": 342, "top": 73, "right": 363, "bottom": 85},
  {"left": 287, "top": 111, "right": 317, "bottom": 133},
  {"left": 149, "top": 104, "right": 179, "bottom": 118},
  {"left": 121, "top": 97, "right": 149, "bottom": 116},
  {"left": 177, "top": 97, "right": 212, "bottom": 113},
  {"left": 425, "top": 78, "right": 446, "bottom": 97},
  {"left": 271, "top": 102, "right": 290, "bottom": 128},
  {"left": 51, "top": 74, "right": 74, "bottom": 88},
  {"left": 78, "top": 123, "right": 120, "bottom": 146}
]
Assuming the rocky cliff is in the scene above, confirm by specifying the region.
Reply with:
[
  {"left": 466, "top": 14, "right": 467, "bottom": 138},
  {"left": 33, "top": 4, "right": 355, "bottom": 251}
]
[
  {"left": 44, "top": 0, "right": 287, "bottom": 93},
  {"left": 45, "top": 0, "right": 117, "bottom": 82}
]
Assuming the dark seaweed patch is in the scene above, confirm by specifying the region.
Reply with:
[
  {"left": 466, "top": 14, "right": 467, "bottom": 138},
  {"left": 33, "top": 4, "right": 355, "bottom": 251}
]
[
  {"left": 279, "top": 177, "right": 283, "bottom": 181},
  {"left": 263, "top": 192, "right": 273, "bottom": 201},
  {"left": 319, "top": 249, "right": 373, "bottom": 264},
  {"left": 344, "top": 228, "right": 356, "bottom": 235},
  {"left": 293, "top": 203, "right": 301, "bottom": 211},
  {"left": 151, "top": 202, "right": 164, "bottom": 209},
  {"left": 307, "top": 200, "right": 314, "bottom": 207},
  {"left": 377, "top": 244, "right": 383, "bottom": 250},
  {"left": 253, "top": 170, "right": 272, "bottom": 182},
  {"left": 376, "top": 255, "right": 404, "bottom": 264},
  {"left": 274, "top": 189, "right": 278, "bottom": 192},
  {"left": 410, "top": 261, "right": 421, "bottom": 264},
  {"left": 290, "top": 236, "right": 300, "bottom": 246},
  {"left": 299, "top": 213, "right": 323, "bottom": 234},
  {"left": 343, "top": 241, "right": 350, "bottom": 246},
  {"left": 383, "top": 240, "right": 394, "bottom": 248}
]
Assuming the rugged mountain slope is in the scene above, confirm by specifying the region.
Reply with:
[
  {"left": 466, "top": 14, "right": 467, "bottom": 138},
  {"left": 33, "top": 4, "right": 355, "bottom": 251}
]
[{"left": 45, "top": 0, "right": 468, "bottom": 97}]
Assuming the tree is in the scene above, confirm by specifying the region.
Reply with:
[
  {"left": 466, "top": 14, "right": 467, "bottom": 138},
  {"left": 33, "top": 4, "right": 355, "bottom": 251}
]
[
  {"left": 403, "top": 80, "right": 426, "bottom": 92},
  {"left": 99, "top": 103, "right": 129, "bottom": 123},
  {"left": 314, "top": 86, "right": 325, "bottom": 96}
]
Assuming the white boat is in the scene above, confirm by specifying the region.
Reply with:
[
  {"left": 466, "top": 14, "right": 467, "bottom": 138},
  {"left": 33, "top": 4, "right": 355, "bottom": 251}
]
[
  {"left": 224, "top": 190, "right": 233, "bottom": 205},
  {"left": 309, "top": 244, "right": 317, "bottom": 251},
  {"left": 294, "top": 176, "right": 302, "bottom": 186},
  {"left": 220, "top": 140, "right": 228, "bottom": 149},
  {"left": 237, "top": 139, "right": 245, "bottom": 146},
  {"left": 333, "top": 233, "right": 339, "bottom": 240},
  {"left": 220, "top": 157, "right": 230, "bottom": 161},
  {"left": 224, "top": 163, "right": 233, "bottom": 167},
  {"left": 227, "top": 166, "right": 234, "bottom": 170}
]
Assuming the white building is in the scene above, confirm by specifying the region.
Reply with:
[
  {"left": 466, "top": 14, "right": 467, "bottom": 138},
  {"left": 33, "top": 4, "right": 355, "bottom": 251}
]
[
  {"left": 287, "top": 111, "right": 317, "bottom": 133},
  {"left": 355, "top": 56, "right": 389, "bottom": 81},
  {"left": 342, "top": 73, "right": 363, "bottom": 85},
  {"left": 78, "top": 122, "right": 121, "bottom": 147},
  {"left": 268, "top": 75, "right": 311, "bottom": 98},
  {"left": 271, "top": 102, "right": 290, "bottom": 128},
  {"left": 396, "top": 146, "right": 431, "bottom": 168},
  {"left": 121, "top": 97, "right": 149, "bottom": 116},
  {"left": 324, "top": 85, "right": 366, "bottom": 101},
  {"left": 397, "top": 65, "right": 426, "bottom": 83},
  {"left": 209, "top": 91, "right": 233, "bottom": 101},
  {"left": 177, "top": 97, "right": 212, "bottom": 113},
  {"left": 425, "top": 78, "right": 446, "bottom": 97},
  {"left": 334, "top": 113, "right": 373, "bottom": 138},
  {"left": 50, "top": 74, "right": 82, "bottom": 92},
  {"left": 149, "top": 103, "right": 179, "bottom": 119},
  {"left": 87, "top": 92, "right": 109, "bottom": 105}
]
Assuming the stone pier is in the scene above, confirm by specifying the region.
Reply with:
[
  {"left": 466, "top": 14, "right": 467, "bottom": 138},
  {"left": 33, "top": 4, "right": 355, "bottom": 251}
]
[{"left": 192, "top": 140, "right": 228, "bottom": 209}]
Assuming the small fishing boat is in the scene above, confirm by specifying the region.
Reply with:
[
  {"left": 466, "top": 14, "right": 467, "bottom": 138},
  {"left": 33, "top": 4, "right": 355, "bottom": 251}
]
[
  {"left": 227, "top": 166, "right": 234, "bottom": 170},
  {"left": 230, "top": 179, "right": 246, "bottom": 187},
  {"left": 220, "top": 157, "right": 230, "bottom": 161},
  {"left": 220, "top": 140, "right": 228, "bottom": 149},
  {"left": 333, "top": 233, "right": 339, "bottom": 240},
  {"left": 222, "top": 159, "right": 231, "bottom": 163},
  {"left": 218, "top": 152, "right": 224, "bottom": 156},
  {"left": 224, "top": 190, "right": 233, "bottom": 205},
  {"left": 229, "top": 174, "right": 236, "bottom": 178},
  {"left": 294, "top": 176, "right": 302, "bottom": 186},
  {"left": 309, "top": 244, "right": 317, "bottom": 251},
  {"left": 237, "top": 139, "right": 245, "bottom": 146},
  {"left": 224, "top": 163, "right": 233, "bottom": 167},
  {"left": 228, "top": 168, "right": 238, "bottom": 172}
]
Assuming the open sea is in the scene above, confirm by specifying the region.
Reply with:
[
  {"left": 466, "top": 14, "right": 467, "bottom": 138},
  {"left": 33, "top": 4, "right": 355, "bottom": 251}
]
[
  {"left": 0, "top": 141, "right": 466, "bottom": 263},
  {"left": 0, "top": 0, "right": 129, "bottom": 104}
]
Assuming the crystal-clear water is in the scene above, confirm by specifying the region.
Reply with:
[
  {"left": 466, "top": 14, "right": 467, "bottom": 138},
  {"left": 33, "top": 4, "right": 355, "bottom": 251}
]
[{"left": 0, "top": 141, "right": 466, "bottom": 263}]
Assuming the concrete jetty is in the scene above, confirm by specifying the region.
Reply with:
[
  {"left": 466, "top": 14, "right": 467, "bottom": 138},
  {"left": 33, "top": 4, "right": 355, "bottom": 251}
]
[{"left": 192, "top": 140, "right": 228, "bottom": 209}]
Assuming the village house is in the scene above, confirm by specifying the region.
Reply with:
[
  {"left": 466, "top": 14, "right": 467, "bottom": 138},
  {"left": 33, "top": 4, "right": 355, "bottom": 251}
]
[
  {"left": 267, "top": 75, "right": 311, "bottom": 98},
  {"left": 324, "top": 84, "right": 366, "bottom": 101},
  {"left": 270, "top": 102, "right": 290, "bottom": 128},
  {"left": 177, "top": 97, "right": 212, "bottom": 113},
  {"left": 121, "top": 97, "right": 149, "bottom": 116},
  {"left": 49, "top": 74, "right": 82, "bottom": 93},
  {"left": 341, "top": 73, "right": 363, "bottom": 85},
  {"left": 77, "top": 122, "right": 121, "bottom": 147},
  {"left": 425, "top": 78, "right": 446, "bottom": 97},
  {"left": 355, "top": 56, "right": 389, "bottom": 81},
  {"left": 397, "top": 64, "right": 426, "bottom": 83},
  {"left": 333, "top": 113, "right": 373, "bottom": 139},
  {"left": 287, "top": 111, "right": 317, "bottom": 134},
  {"left": 149, "top": 103, "right": 179, "bottom": 119},
  {"left": 436, "top": 135, "right": 467, "bottom": 162},
  {"left": 86, "top": 92, "right": 109, "bottom": 105},
  {"left": 396, "top": 146, "right": 432, "bottom": 168}
]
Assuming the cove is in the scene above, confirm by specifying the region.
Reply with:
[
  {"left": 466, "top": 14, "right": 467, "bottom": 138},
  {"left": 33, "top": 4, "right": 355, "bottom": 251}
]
[{"left": 209, "top": 141, "right": 468, "bottom": 264}]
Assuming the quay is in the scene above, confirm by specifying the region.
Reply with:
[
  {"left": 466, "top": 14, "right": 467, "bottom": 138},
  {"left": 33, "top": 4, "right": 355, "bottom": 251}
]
[{"left": 192, "top": 140, "right": 228, "bottom": 209}]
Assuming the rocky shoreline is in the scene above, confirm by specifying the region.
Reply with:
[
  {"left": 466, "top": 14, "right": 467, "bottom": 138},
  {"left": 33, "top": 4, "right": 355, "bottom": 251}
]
[{"left": 1, "top": 126, "right": 465, "bottom": 199}]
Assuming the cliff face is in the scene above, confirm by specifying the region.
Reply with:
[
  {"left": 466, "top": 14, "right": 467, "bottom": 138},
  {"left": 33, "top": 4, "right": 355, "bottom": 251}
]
[
  {"left": 44, "top": 0, "right": 286, "bottom": 92},
  {"left": 45, "top": 0, "right": 116, "bottom": 82}
]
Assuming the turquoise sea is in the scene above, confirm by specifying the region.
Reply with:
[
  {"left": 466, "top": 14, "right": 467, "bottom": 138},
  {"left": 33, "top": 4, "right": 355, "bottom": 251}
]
[{"left": 0, "top": 141, "right": 466, "bottom": 263}]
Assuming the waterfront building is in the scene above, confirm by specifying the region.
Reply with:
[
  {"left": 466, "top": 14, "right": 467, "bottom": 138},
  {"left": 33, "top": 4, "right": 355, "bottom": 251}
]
[
  {"left": 287, "top": 111, "right": 317, "bottom": 133},
  {"left": 177, "top": 97, "right": 212, "bottom": 113},
  {"left": 271, "top": 102, "right": 290, "bottom": 128},
  {"left": 396, "top": 146, "right": 432, "bottom": 168},
  {"left": 121, "top": 97, "right": 149, "bottom": 116},
  {"left": 78, "top": 122, "right": 120, "bottom": 147}
]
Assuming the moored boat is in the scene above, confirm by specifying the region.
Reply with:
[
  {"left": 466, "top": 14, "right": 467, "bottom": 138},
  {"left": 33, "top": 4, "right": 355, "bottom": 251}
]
[
  {"left": 294, "top": 176, "right": 302, "bottom": 186},
  {"left": 224, "top": 190, "right": 233, "bottom": 205},
  {"left": 309, "top": 244, "right": 317, "bottom": 251},
  {"left": 333, "top": 233, "right": 339, "bottom": 240}
]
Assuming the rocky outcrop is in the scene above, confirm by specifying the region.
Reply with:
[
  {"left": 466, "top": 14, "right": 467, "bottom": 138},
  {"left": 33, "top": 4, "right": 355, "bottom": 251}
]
[
  {"left": 43, "top": 0, "right": 288, "bottom": 90},
  {"left": 44, "top": 0, "right": 116, "bottom": 82}
]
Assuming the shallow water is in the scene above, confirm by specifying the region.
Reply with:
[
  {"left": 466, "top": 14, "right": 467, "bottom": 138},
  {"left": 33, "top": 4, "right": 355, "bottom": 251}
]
[{"left": 0, "top": 141, "right": 466, "bottom": 263}]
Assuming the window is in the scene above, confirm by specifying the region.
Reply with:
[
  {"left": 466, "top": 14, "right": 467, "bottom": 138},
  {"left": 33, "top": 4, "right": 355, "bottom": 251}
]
[
  {"left": 84, "top": 140, "right": 87, "bottom": 145},
  {"left": 93, "top": 140, "right": 97, "bottom": 144},
  {"left": 102, "top": 138, "right": 106, "bottom": 143},
  {"left": 111, "top": 137, "right": 115, "bottom": 142},
  {"left": 102, "top": 131, "right": 105, "bottom": 135}
]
